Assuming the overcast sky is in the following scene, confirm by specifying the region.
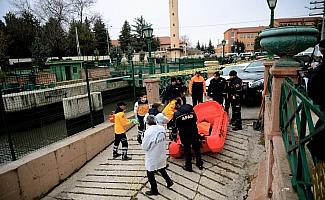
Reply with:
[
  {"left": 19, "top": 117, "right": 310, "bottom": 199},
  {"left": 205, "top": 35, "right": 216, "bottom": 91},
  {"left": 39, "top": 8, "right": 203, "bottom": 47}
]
[{"left": 0, "top": 0, "right": 315, "bottom": 46}]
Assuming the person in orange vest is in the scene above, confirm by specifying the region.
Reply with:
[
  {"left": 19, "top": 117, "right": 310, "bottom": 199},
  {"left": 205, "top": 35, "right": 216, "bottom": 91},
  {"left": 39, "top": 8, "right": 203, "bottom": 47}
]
[
  {"left": 113, "top": 102, "right": 137, "bottom": 160},
  {"left": 134, "top": 94, "right": 149, "bottom": 144},
  {"left": 189, "top": 71, "right": 206, "bottom": 106}
]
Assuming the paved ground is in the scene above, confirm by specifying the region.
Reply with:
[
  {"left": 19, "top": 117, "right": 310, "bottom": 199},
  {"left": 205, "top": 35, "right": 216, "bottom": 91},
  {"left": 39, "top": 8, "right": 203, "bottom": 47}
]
[{"left": 43, "top": 105, "right": 265, "bottom": 200}]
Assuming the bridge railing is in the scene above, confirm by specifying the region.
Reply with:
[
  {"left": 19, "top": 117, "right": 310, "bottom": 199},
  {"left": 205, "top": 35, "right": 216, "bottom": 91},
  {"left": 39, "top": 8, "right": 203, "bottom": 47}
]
[{"left": 279, "top": 77, "right": 325, "bottom": 200}]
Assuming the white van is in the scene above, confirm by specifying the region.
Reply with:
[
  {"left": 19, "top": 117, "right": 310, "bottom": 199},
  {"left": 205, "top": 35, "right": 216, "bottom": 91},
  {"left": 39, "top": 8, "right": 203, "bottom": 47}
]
[{"left": 239, "top": 52, "right": 253, "bottom": 60}]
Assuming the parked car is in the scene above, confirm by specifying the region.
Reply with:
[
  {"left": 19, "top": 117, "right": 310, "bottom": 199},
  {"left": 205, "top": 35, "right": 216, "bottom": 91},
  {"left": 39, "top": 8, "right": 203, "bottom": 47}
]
[
  {"left": 206, "top": 61, "right": 264, "bottom": 105},
  {"left": 239, "top": 60, "right": 265, "bottom": 105}
]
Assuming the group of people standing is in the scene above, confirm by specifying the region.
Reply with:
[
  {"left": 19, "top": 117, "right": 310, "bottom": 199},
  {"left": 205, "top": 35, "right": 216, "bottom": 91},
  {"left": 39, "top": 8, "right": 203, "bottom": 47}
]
[
  {"left": 164, "top": 70, "right": 244, "bottom": 130},
  {"left": 111, "top": 69, "right": 244, "bottom": 195}
]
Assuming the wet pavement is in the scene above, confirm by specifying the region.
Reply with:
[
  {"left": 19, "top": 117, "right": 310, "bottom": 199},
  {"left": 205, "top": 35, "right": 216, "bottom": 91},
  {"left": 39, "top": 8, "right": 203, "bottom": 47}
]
[{"left": 42, "top": 104, "right": 265, "bottom": 200}]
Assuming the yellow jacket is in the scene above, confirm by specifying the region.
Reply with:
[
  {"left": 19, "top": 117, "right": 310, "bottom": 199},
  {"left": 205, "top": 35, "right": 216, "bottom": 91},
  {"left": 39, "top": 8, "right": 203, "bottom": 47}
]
[
  {"left": 162, "top": 99, "right": 177, "bottom": 121},
  {"left": 114, "top": 112, "right": 132, "bottom": 134}
]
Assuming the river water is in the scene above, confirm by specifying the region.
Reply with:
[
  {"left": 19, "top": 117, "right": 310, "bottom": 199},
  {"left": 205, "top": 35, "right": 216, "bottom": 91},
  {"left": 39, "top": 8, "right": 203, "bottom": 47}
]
[{"left": 0, "top": 98, "right": 135, "bottom": 165}]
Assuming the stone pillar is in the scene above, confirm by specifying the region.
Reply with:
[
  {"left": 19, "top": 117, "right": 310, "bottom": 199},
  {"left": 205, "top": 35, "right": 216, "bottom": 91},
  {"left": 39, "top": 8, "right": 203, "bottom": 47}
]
[
  {"left": 263, "top": 60, "right": 274, "bottom": 96},
  {"left": 268, "top": 66, "right": 300, "bottom": 139},
  {"left": 144, "top": 78, "right": 160, "bottom": 105},
  {"left": 63, "top": 92, "right": 104, "bottom": 136}
]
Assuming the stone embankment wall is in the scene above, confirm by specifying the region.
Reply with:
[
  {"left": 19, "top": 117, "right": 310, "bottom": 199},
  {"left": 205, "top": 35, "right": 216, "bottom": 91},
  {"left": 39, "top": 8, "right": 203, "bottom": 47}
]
[{"left": 2, "top": 79, "right": 129, "bottom": 112}]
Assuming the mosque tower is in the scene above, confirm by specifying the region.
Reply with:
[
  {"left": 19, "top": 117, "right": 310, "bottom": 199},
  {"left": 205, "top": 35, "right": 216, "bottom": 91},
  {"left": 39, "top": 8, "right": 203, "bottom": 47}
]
[{"left": 169, "top": 0, "right": 181, "bottom": 59}]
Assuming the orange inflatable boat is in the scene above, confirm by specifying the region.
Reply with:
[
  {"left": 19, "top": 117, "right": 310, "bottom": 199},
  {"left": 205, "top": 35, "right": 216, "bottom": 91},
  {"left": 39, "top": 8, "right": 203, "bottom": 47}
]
[{"left": 169, "top": 101, "right": 228, "bottom": 158}]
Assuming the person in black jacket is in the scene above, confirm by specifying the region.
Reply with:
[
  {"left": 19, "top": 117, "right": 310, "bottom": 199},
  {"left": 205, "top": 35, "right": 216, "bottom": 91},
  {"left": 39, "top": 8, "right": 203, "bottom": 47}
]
[
  {"left": 164, "top": 77, "right": 180, "bottom": 105},
  {"left": 170, "top": 98, "right": 203, "bottom": 172},
  {"left": 227, "top": 70, "right": 243, "bottom": 131},
  {"left": 207, "top": 71, "right": 226, "bottom": 105},
  {"left": 307, "top": 39, "right": 325, "bottom": 162},
  {"left": 177, "top": 77, "right": 187, "bottom": 104}
]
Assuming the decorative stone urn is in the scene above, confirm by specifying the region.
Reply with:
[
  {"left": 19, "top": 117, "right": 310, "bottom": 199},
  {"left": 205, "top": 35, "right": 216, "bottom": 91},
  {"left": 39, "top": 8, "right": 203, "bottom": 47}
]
[{"left": 259, "top": 26, "right": 319, "bottom": 67}]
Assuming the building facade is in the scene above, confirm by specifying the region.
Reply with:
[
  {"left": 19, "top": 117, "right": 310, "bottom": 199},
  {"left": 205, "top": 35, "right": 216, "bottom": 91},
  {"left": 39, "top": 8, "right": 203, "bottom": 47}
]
[{"left": 219, "top": 16, "right": 321, "bottom": 55}]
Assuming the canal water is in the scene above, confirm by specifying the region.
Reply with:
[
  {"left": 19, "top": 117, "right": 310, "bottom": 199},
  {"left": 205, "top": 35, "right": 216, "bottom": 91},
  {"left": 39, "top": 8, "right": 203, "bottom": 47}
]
[{"left": 0, "top": 98, "right": 135, "bottom": 165}]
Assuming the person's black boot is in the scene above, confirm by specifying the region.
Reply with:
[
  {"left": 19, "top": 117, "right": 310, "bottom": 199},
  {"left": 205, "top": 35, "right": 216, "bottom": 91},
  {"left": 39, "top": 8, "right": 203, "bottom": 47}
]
[
  {"left": 167, "top": 179, "right": 174, "bottom": 188},
  {"left": 182, "top": 166, "right": 193, "bottom": 172},
  {"left": 113, "top": 152, "right": 121, "bottom": 158},
  {"left": 137, "top": 135, "right": 142, "bottom": 144},
  {"left": 145, "top": 190, "right": 159, "bottom": 196}
]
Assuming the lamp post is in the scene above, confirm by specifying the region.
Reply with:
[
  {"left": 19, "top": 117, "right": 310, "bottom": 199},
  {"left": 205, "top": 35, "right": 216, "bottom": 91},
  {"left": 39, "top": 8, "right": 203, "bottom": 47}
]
[
  {"left": 267, "top": 0, "right": 277, "bottom": 28},
  {"left": 222, "top": 39, "right": 226, "bottom": 64},
  {"left": 143, "top": 25, "right": 154, "bottom": 74}
]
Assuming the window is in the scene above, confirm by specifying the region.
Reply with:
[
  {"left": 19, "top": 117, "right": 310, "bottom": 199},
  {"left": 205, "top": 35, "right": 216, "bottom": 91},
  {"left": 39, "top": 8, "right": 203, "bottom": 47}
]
[
  {"left": 173, "top": 34, "right": 175, "bottom": 37},
  {"left": 173, "top": 23, "right": 175, "bottom": 26},
  {"left": 174, "top": 44, "right": 176, "bottom": 47},
  {"left": 172, "top": 13, "right": 174, "bottom": 16},
  {"left": 231, "top": 32, "right": 235, "bottom": 37}
]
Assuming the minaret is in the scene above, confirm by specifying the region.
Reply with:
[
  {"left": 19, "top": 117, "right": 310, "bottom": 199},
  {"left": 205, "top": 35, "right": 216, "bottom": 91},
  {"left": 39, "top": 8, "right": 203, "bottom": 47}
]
[{"left": 169, "top": 0, "right": 181, "bottom": 59}]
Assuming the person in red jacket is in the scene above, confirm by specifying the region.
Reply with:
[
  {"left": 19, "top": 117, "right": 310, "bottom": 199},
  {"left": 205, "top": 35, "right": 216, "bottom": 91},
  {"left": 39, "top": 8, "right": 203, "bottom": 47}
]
[{"left": 189, "top": 71, "right": 206, "bottom": 106}]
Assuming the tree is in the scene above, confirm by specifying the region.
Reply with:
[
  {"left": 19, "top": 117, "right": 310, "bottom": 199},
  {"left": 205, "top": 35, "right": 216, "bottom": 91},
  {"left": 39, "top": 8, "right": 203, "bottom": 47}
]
[
  {"left": 71, "top": 0, "right": 96, "bottom": 24},
  {"left": 93, "top": 17, "right": 109, "bottom": 55},
  {"left": 32, "top": 33, "right": 50, "bottom": 69},
  {"left": 126, "top": 46, "right": 134, "bottom": 63},
  {"left": 0, "top": 20, "right": 8, "bottom": 53},
  {"left": 151, "top": 37, "right": 160, "bottom": 52},
  {"left": 119, "top": 20, "right": 133, "bottom": 53},
  {"left": 132, "top": 16, "right": 150, "bottom": 52},
  {"left": 109, "top": 46, "right": 123, "bottom": 65},
  {"left": 196, "top": 41, "right": 201, "bottom": 50},
  {"left": 200, "top": 44, "right": 205, "bottom": 52},
  {"left": 254, "top": 35, "right": 262, "bottom": 52},
  {"left": 67, "top": 18, "right": 95, "bottom": 56},
  {"left": 34, "top": 0, "right": 73, "bottom": 24},
  {"left": 207, "top": 39, "right": 215, "bottom": 54},
  {"left": 231, "top": 41, "right": 245, "bottom": 53},
  {"left": 5, "top": 11, "right": 39, "bottom": 58},
  {"left": 42, "top": 17, "right": 67, "bottom": 59}
]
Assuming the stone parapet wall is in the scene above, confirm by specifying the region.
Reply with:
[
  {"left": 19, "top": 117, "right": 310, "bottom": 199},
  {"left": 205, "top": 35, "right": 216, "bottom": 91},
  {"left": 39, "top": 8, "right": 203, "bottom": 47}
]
[
  {"left": 264, "top": 96, "right": 298, "bottom": 200},
  {"left": 2, "top": 79, "right": 129, "bottom": 112},
  {"left": 0, "top": 116, "right": 134, "bottom": 200}
]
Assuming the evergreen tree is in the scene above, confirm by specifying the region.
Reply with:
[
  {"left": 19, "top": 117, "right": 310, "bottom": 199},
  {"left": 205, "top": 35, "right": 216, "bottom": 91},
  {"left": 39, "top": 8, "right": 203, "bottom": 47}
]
[
  {"left": 93, "top": 17, "right": 109, "bottom": 55},
  {"left": 231, "top": 41, "right": 245, "bottom": 53},
  {"left": 201, "top": 44, "right": 205, "bottom": 52},
  {"left": 42, "top": 17, "right": 67, "bottom": 59},
  {"left": 196, "top": 40, "right": 201, "bottom": 50},
  {"left": 119, "top": 20, "right": 133, "bottom": 53},
  {"left": 132, "top": 16, "right": 149, "bottom": 52},
  {"left": 151, "top": 37, "right": 160, "bottom": 52},
  {"left": 32, "top": 33, "right": 50, "bottom": 69},
  {"left": 254, "top": 35, "right": 261, "bottom": 52},
  {"left": 66, "top": 20, "right": 79, "bottom": 56},
  {"left": 5, "top": 11, "right": 39, "bottom": 58},
  {"left": 80, "top": 17, "right": 95, "bottom": 56},
  {"left": 109, "top": 46, "right": 123, "bottom": 65},
  {"left": 207, "top": 39, "right": 215, "bottom": 54}
]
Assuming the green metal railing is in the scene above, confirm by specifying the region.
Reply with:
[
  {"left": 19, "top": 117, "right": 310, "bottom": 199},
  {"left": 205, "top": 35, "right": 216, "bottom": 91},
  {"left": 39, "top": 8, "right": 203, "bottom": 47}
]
[{"left": 280, "top": 78, "right": 325, "bottom": 200}]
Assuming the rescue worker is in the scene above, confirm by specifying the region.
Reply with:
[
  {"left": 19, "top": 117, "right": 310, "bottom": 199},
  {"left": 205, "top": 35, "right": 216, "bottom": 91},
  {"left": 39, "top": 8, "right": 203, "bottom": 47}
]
[
  {"left": 113, "top": 102, "right": 137, "bottom": 160},
  {"left": 171, "top": 98, "right": 203, "bottom": 172},
  {"left": 164, "top": 77, "right": 180, "bottom": 105},
  {"left": 144, "top": 102, "right": 169, "bottom": 129},
  {"left": 189, "top": 71, "right": 206, "bottom": 106},
  {"left": 307, "top": 39, "right": 325, "bottom": 162},
  {"left": 142, "top": 115, "right": 173, "bottom": 195},
  {"left": 177, "top": 77, "right": 187, "bottom": 104},
  {"left": 134, "top": 94, "right": 149, "bottom": 144},
  {"left": 207, "top": 71, "right": 226, "bottom": 105},
  {"left": 227, "top": 70, "right": 243, "bottom": 131}
]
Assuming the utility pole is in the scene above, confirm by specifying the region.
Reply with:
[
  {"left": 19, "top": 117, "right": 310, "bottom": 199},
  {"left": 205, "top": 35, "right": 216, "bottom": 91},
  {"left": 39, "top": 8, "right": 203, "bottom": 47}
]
[{"left": 308, "top": 1, "right": 325, "bottom": 39}]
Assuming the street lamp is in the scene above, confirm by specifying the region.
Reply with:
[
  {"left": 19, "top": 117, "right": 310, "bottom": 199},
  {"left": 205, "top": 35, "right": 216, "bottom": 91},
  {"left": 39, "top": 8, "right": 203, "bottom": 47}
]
[
  {"left": 222, "top": 39, "right": 226, "bottom": 64},
  {"left": 143, "top": 25, "right": 154, "bottom": 74},
  {"left": 267, "top": 0, "right": 277, "bottom": 28}
]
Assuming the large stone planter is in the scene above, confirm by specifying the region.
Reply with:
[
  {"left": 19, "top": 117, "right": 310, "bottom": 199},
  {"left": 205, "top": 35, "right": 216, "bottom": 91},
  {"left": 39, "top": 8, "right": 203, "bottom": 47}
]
[{"left": 259, "top": 26, "right": 318, "bottom": 67}]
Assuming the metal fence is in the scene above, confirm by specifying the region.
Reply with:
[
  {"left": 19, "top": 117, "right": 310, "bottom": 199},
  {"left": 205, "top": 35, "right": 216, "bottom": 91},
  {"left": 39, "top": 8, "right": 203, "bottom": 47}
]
[
  {"left": 0, "top": 67, "right": 138, "bottom": 165},
  {"left": 279, "top": 78, "right": 325, "bottom": 200}
]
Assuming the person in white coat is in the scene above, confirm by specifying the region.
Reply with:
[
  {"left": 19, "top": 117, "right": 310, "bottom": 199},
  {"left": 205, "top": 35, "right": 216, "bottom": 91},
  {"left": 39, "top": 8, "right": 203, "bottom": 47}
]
[{"left": 141, "top": 115, "right": 173, "bottom": 196}]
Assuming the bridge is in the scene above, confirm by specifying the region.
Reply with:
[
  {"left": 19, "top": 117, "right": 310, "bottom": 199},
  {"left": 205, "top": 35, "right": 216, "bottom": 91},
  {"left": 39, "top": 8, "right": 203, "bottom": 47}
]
[{"left": 0, "top": 60, "right": 324, "bottom": 200}]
